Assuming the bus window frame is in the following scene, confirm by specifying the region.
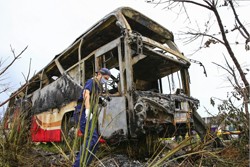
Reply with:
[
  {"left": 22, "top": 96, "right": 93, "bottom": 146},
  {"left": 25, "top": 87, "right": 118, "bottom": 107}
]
[{"left": 95, "top": 38, "right": 125, "bottom": 95}]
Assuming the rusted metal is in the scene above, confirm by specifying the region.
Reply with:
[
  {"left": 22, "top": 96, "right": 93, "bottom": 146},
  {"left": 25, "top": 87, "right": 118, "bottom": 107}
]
[{"left": 98, "top": 97, "right": 127, "bottom": 139}]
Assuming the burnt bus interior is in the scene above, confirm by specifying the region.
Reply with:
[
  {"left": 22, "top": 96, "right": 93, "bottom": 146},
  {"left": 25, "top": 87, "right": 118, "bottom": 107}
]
[{"left": 132, "top": 48, "right": 186, "bottom": 94}]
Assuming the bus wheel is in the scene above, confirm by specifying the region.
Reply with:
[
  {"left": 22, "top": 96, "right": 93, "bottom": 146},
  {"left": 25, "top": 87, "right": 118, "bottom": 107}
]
[
  {"left": 128, "top": 134, "right": 159, "bottom": 159},
  {"left": 61, "top": 111, "right": 75, "bottom": 142}
]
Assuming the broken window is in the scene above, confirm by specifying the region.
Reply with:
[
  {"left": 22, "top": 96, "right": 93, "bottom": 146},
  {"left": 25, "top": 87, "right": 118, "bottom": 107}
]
[
  {"left": 132, "top": 44, "right": 183, "bottom": 94},
  {"left": 84, "top": 55, "right": 95, "bottom": 82},
  {"left": 27, "top": 77, "right": 41, "bottom": 95},
  {"left": 58, "top": 47, "right": 79, "bottom": 71},
  {"left": 161, "top": 71, "right": 183, "bottom": 94},
  {"left": 96, "top": 47, "right": 121, "bottom": 95},
  {"left": 40, "top": 63, "right": 62, "bottom": 89}
]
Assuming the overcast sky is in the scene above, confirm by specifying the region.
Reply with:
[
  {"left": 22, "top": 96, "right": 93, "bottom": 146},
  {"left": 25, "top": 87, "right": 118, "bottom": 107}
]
[{"left": 0, "top": 0, "right": 249, "bottom": 117}]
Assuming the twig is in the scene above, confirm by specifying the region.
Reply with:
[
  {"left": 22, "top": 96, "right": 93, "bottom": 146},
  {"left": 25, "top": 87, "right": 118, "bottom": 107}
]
[
  {"left": 187, "top": 32, "right": 224, "bottom": 45},
  {"left": 0, "top": 45, "right": 28, "bottom": 76},
  {"left": 21, "top": 58, "right": 32, "bottom": 82},
  {"left": 228, "top": 1, "right": 249, "bottom": 41},
  {"left": 0, "top": 87, "right": 9, "bottom": 94},
  {"left": 0, "top": 81, "right": 35, "bottom": 107}
]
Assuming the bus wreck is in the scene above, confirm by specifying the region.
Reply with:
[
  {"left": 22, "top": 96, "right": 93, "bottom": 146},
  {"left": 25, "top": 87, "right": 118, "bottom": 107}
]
[{"left": 5, "top": 7, "right": 207, "bottom": 143}]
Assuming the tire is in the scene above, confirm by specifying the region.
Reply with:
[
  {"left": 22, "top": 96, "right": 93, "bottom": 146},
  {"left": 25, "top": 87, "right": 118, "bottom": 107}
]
[{"left": 61, "top": 111, "right": 75, "bottom": 142}]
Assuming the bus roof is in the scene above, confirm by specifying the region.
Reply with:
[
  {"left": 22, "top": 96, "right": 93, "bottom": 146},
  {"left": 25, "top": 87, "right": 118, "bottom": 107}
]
[
  {"left": 11, "top": 7, "right": 180, "bottom": 98},
  {"left": 72, "top": 7, "right": 174, "bottom": 45},
  {"left": 55, "top": 7, "right": 174, "bottom": 58}
]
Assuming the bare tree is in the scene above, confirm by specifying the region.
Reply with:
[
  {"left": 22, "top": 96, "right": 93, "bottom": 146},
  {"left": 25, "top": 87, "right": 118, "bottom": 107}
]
[
  {"left": 147, "top": 0, "right": 249, "bottom": 120},
  {"left": 0, "top": 46, "right": 28, "bottom": 107}
]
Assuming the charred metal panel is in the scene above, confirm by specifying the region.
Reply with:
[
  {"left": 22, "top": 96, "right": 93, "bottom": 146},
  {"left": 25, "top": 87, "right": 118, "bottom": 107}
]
[
  {"left": 134, "top": 91, "right": 175, "bottom": 110},
  {"left": 193, "top": 108, "right": 208, "bottom": 139},
  {"left": 98, "top": 96, "right": 128, "bottom": 140},
  {"left": 141, "top": 36, "right": 189, "bottom": 63},
  {"left": 67, "top": 65, "right": 81, "bottom": 85},
  {"left": 174, "top": 101, "right": 191, "bottom": 123},
  {"left": 133, "top": 91, "right": 200, "bottom": 137},
  {"left": 133, "top": 91, "right": 175, "bottom": 134},
  {"left": 31, "top": 74, "right": 82, "bottom": 114},
  {"left": 121, "top": 7, "right": 173, "bottom": 43},
  {"left": 124, "top": 35, "right": 137, "bottom": 138}
]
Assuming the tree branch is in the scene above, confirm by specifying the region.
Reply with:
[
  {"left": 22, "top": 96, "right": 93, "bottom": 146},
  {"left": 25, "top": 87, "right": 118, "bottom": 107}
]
[
  {"left": 228, "top": 0, "right": 250, "bottom": 41},
  {"left": 0, "top": 45, "right": 28, "bottom": 76},
  {"left": 187, "top": 31, "right": 225, "bottom": 45},
  {"left": 209, "top": 3, "right": 249, "bottom": 95},
  {"left": 176, "top": 0, "right": 212, "bottom": 10},
  {"left": 21, "top": 58, "right": 32, "bottom": 83},
  {"left": 0, "top": 87, "right": 9, "bottom": 94},
  {"left": 212, "top": 62, "right": 232, "bottom": 76},
  {"left": 0, "top": 81, "right": 34, "bottom": 107}
]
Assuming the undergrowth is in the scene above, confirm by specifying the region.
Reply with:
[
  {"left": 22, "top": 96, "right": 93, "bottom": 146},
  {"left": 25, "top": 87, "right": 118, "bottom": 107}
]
[{"left": 0, "top": 98, "right": 249, "bottom": 167}]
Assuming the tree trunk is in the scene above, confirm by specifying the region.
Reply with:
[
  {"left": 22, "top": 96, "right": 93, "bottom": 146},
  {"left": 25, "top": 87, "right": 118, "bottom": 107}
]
[{"left": 212, "top": 6, "right": 249, "bottom": 121}]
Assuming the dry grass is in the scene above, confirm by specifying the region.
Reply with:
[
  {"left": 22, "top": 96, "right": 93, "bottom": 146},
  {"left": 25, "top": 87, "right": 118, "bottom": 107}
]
[
  {"left": 1, "top": 98, "right": 249, "bottom": 167},
  {"left": 1, "top": 119, "right": 249, "bottom": 167}
]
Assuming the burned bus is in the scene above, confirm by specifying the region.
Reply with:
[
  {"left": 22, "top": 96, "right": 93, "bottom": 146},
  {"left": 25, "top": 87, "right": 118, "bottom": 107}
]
[{"left": 4, "top": 7, "right": 207, "bottom": 143}]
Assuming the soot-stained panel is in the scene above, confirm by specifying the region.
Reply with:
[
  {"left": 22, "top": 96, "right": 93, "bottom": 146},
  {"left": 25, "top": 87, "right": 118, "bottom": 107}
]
[{"left": 31, "top": 74, "right": 82, "bottom": 114}]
